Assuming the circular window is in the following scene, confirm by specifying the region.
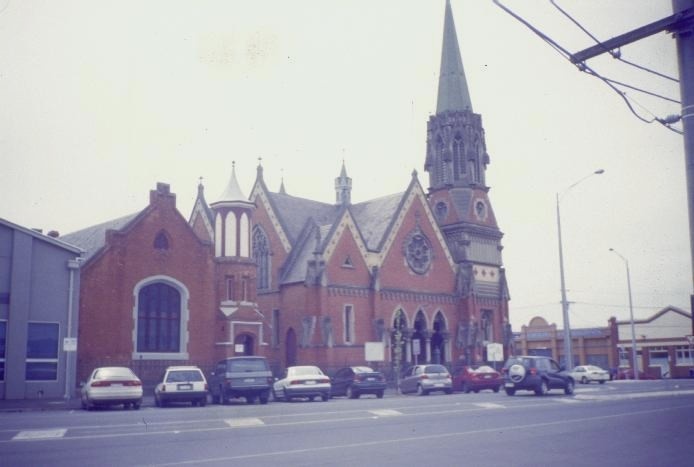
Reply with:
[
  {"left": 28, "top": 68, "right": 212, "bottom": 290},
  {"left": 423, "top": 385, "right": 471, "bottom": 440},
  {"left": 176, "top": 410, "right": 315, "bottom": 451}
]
[{"left": 404, "top": 230, "right": 432, "bottom": 274}]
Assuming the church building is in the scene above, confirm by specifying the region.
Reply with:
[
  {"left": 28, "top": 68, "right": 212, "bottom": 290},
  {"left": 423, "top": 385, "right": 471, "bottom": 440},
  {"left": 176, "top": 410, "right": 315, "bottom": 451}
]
[{"left": 63, "top": 1, "right": 510, "bottom": 384}]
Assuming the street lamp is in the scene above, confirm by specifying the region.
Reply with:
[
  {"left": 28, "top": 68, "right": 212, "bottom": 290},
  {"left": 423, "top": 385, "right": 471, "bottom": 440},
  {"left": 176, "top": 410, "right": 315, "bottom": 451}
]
[
  {"left": 557, "top": 169, "right": 604, "bottom": 369},
  {"left": 609, "top": 248, "right": 639, "bottom": 380}
]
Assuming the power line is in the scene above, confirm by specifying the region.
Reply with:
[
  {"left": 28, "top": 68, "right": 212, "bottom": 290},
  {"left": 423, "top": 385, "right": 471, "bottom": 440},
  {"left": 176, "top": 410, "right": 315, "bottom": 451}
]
[
  {"left": 550, "top": 0, "right": 679, "bottom": 83},
  {"left": 493, "top": 0, "right": 683, "bottom": 135}
]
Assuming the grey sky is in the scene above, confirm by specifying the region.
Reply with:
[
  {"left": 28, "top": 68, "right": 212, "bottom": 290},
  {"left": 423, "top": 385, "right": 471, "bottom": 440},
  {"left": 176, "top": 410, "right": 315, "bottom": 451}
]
[{"left": 1, "top": 1, "right": 690, "bottom": 330}]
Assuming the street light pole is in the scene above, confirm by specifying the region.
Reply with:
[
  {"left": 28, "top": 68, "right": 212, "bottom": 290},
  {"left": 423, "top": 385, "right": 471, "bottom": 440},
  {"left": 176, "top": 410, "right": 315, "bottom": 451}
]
[
  {"left": 610, "top": 248, "right": 639, "bottom": 381},
  {"left": 556, "top": 169, "right": 604, "bottom": 369}
]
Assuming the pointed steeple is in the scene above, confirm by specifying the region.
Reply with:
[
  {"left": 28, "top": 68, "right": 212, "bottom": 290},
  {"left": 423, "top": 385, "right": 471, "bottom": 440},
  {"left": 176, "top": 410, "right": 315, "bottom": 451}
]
[
  {"left": 436, "top": 0, "right": 473, "bottom": 113},
  {"left": 335, "top": 160, "right": 352, "bottom": 206},
  {"left": 215, "top": 161, "right": 248, "bottom": 204}
]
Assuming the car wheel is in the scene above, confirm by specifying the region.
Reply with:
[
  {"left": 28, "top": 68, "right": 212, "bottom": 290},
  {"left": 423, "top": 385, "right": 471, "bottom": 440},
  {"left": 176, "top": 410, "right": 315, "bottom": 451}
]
[
  {"left": 493, "top": 386, "right": 500, "bottom": 393},
  {"left": 155, "top": 395, "right": 162, "bottom": 408},
  {"left": 535, "top": 380, "right": 548, "bottom": 396},
  {"left": 132, "top": 401, "right": 141, "bottom": 410},
  {"left": 346, "top": 386, "right": 358, "bottom": 399},
  {"left": 505, "top": 388, "right": 516, "bottom": 396},
  {"left": 599, "top": 380, "right": 605, "bottom": 384},
  {"left": 376, "top": 390, "right": 384, "bottom": 399},
  {"left": 82, "top": 396, "right": 93, "bottom": 411},
  {"left": 445, "top": 389, "right": 453, "bottom": 395},
  {"left": 246, "top": 395, "right": 257, "bottom": 404},
  {"left": 416, "top": 385, "right": 428, "bottom": 396},
  {"left": 211, "top": 392, "right": 220, "bottom": 404},
  {"left": 321, "top": 393, "right": 329, "bottom": 402},
  {"left": 259, "top": 392, "right": 269, "bottom": 404},
  {"left": 564, "top": 379, "right": 575, "bottom": 395},
  {"left": 581, "top": 376, "right": 588, "bottom": 384},
  {"left": 473, "top": 389, "right": 479, "bottom": 394},
  {"left": 463, "top": 383, "right": 471, "bottom": 394},
  {"left": 221, "top": 389, "right": 230, "bottom": 405},
  {"left": 199, "top": 397, "right": 207, "bottom": 407}
]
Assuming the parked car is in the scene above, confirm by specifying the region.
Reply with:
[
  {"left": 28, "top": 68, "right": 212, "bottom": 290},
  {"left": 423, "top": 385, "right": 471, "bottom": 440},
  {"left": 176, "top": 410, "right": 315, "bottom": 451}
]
[
  {"left": 154, "top": 366, "right": 208, "bottom": 407},
  {"left": 273, "top": 365, "right": 331, "bottom": 402},
  {"left": 209, "top": 356, "right": 274, "bottom": 404},
  {"left": 569, "top": 365, "right": 609, "bottom": 384},
  {"left": 81, "top": 366, "right": 143, "bottom": 410},
  {"left": 615, "top": 368, "right": 658, "bottom": 380},
  {"left": 400, "top": 364, "right": 453, "bottom": 395},
  {"left": 453, "top": 365, "right": 502, "bottom": 393},
  {"left": 331, "top": 366, "right": 387, "bottom": 399},
  {"left": 502, "top": 356, "right": 575, "bottom": 396}
]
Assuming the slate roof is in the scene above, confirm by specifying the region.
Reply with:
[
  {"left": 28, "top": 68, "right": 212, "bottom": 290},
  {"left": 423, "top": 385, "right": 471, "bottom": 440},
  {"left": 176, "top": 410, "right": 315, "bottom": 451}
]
[
  {"left": 349, "top": 192, "right": 403, "bottom": 251},
  {"left": 264, "top": 188, "right": 406, "bottom": 284},
  {"left": 60, "top": 212, "right": 140, "bottom": 262}
]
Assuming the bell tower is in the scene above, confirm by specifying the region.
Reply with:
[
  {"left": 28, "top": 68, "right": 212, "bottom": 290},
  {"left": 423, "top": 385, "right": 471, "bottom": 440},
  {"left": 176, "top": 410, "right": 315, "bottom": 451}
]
[{"left": 425, "top": 0, "right": 510, "bottom": 364}]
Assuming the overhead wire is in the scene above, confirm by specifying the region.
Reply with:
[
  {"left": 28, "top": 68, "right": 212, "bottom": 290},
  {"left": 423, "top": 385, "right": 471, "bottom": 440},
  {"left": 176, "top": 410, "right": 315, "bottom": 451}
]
[
  {"left": 550, "top": 0, "right": 679, "bottom": 83},
  {"left": 492, "top": 0, "right": 683, "bottom": 135}
]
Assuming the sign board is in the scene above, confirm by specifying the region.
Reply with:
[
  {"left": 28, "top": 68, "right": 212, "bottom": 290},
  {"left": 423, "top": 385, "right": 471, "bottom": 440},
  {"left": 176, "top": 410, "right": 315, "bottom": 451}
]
[
  {"left": 63, "top": 337, "right": 77, "bottom": 352},
  {"left": 486, "top": 342, "right": 504, "bottom": 362},
  {"left": 234, "top": 344, "right": 245, "bottom": 353},
  {"left": 364, "top": 342, "right": 385, "bottom": 362},
  {"left": 412, "top": 339, "right": 421, "bottom": 356}
]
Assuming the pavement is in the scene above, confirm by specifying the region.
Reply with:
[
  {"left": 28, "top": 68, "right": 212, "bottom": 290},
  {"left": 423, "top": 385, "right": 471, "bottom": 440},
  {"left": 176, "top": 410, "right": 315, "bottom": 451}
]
[{"left": 0, "top": 394, "right": 158, "bottom": 413}]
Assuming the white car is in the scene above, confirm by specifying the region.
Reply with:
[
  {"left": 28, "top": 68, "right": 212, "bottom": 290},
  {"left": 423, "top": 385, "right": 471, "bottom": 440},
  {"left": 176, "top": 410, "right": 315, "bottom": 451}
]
[
  {"left": 273, "top": 365, "right": 331, "bottom": 402},
  {"left": 570, "top": 365, "right": 609, "bottom": 384},
  {"left": 81, "top": 366, "right": 143, "bottom": 410},
  {"left": 154, "top": 366, "right": 208, "bottom": 407}
]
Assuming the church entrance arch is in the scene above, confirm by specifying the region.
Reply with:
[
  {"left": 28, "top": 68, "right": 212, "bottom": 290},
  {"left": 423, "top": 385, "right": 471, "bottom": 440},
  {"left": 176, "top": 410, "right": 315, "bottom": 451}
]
[
  {"left": 431, "top": 312, "right": 447, "bottom": 364},
  {"left": 412, "top": 310, "right": 427, "bottom": 364},
  {"left": 285, "top": 328, "right": 297, "bottom": 367}
]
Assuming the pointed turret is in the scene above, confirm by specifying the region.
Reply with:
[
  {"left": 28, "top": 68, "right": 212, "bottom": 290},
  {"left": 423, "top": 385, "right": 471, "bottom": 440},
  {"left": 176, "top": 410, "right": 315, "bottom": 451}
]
[
  {"left": 210, "top": 162, "right": 255, "bottom": 258},
  {"left": 436, "top": 0, "right": 473, "bottom": 114},
  {"left": 334, "top": 161, "right": 352, "bottom": 206}
]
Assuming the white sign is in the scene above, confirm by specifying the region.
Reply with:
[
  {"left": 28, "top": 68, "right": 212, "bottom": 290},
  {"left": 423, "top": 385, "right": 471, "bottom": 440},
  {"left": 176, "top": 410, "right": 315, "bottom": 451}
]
[
  {"left": 63, "top": 337, "right": 77, "bottom": 352},
  {"left": 234, "top": 344, "right": 245, "bottom": 353},
  {"left": 487, "top": 342, "right": 503, "bottom": 362},
  {"left": 364, "top": 342, "right": 385, "bottom": 362}
]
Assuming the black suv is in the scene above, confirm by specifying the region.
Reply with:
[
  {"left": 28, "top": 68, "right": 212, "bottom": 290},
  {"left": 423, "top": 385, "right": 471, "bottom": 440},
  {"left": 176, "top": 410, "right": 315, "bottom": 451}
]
[
  {"left": 209, "top": 356, "right": 273, "bottom": 404},
  {"left": 502, "top": 356, "right": 575, "bottom": 396}
]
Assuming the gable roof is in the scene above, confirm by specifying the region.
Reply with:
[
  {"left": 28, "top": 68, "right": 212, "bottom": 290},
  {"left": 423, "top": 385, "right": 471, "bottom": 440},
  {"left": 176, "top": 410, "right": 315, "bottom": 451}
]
[{"left": 60, "top": 212, "right": 141, "bottom": 262}]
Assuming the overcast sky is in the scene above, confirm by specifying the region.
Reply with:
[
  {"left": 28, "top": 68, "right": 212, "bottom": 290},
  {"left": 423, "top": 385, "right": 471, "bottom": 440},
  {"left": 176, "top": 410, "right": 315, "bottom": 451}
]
[{"left": 1, "top": 0, "right": 690, "bottom": 330}]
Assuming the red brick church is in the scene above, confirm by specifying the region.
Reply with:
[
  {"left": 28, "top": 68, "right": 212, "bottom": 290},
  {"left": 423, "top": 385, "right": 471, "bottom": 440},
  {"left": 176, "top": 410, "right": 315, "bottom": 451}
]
[{"left": 63, "top": 1, "right": 511, "bottom": 384}]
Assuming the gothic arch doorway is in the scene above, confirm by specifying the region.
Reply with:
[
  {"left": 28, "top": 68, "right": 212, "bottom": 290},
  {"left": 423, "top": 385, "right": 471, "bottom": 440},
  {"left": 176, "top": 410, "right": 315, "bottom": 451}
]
[
  {"left": 234, "top": 333, "right": 255, "bottom": 356},
  {"left": 285, "top": 328, "right": 297, "bottom": 368},
  {"left": 391, "top": 309, "right": 408, "bottom": 369},
  {"left": 431, "top": 312, "right": 447, "bottom": 364},
  {"left": 412, "top": 310, "right": 427, "bottom": 364}
]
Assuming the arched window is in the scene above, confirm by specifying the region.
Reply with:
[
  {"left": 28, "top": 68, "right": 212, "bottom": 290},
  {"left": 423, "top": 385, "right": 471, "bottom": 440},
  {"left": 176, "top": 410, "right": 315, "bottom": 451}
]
[
  {"left": 153, "top": 230, "right": 170, "bottom": 250},
  {"left": 452, "top": 134, "right": 464, "bottom": 180},
  {"left": 136, "top": 283, "right": 181, "bottom": 353},
  {"left": 252, "top": 226, "right": 270, "bottom": 290},
  {"left": 436, "top": 136, "right": 446, "bottom": 185}
]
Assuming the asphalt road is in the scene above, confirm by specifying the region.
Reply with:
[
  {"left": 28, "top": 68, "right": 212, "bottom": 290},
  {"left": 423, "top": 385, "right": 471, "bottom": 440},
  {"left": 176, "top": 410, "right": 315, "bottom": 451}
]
[{"left": 2, "top": 380, "right": 694, "bottom": 467}]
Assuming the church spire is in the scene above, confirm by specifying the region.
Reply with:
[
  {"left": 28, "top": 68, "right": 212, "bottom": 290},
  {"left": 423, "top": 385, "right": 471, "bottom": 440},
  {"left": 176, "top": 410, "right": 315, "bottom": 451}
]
[
  {"left": 334, "top": 160, "right": 352, "bottom": 206},
  {"left": 436, "top": 0, "right": 473, "bottom": 114}
]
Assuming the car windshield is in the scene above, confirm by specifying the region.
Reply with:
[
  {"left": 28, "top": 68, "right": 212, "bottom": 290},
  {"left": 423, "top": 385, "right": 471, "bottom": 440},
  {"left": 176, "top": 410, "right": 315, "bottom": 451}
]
[
  {"left": 228, "top": 359, "right": 268, "bottom": 372},
  {"left": 424, "top": 365, "right": 448, "bottom": 374},
  {"left": 504, "top": 357, "right": 534, "bottom": 369},
  {"left": 289, "top": 366, "right": 321, "bottom": 376},
  {"left": 353, "top": 367, "right": 374, "bottom": 373},
  {"left": 94, "top": 368, "right": 135, "bottom": 380},
  {"left": 472, "top": 366, "right": 495, "bottom": 373},
  {"left": 166, "top": 370, "right": 203, "bottom": 382}
]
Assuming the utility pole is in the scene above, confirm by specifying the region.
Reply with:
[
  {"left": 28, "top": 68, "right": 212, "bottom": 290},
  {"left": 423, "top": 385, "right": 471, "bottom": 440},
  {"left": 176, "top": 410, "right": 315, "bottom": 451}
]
[
  {"left": 570, "top": 1, "right": 694, "bottom": 333},
  {"left": 672, "top": 1, "right": 694, "bottom": 329}
]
